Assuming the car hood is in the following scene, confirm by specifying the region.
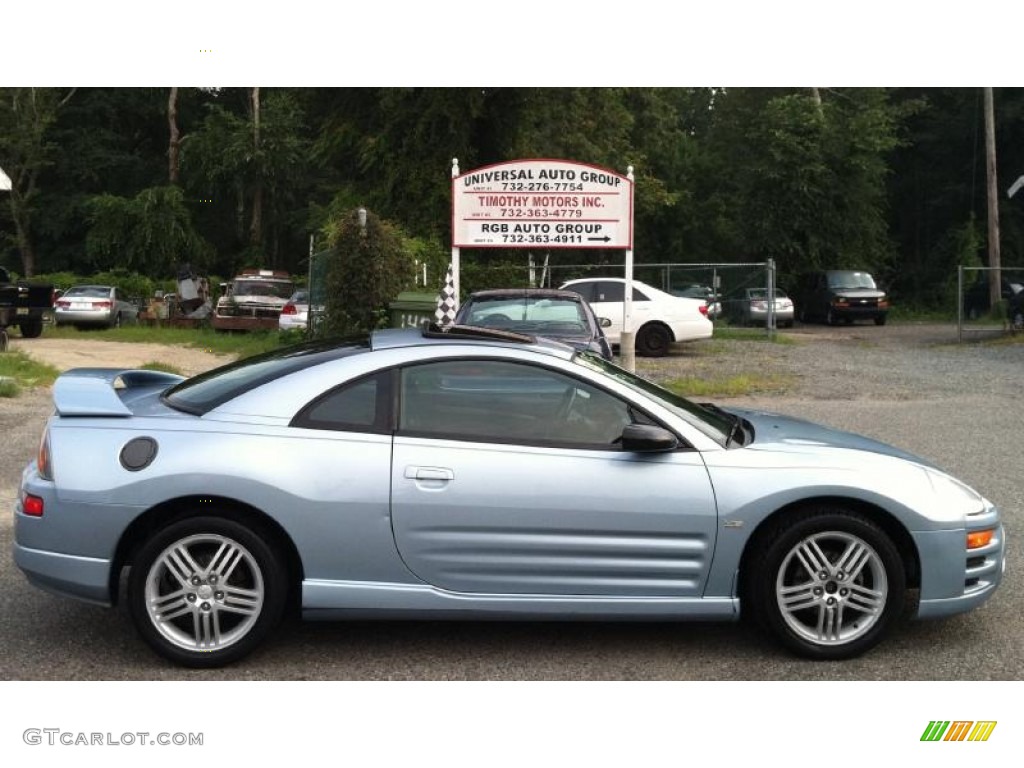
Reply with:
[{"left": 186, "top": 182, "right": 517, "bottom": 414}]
[
  {"left": 831, "top": 288, "right": 885, "bottom": 299},
  {"left": 730, "top": 407, "right": 937, "bottom": 469},
  {"left": 222, "top": 294, "right": 289, "bottom": 306}
]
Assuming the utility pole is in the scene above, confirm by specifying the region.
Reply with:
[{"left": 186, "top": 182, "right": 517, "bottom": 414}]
[{"left": 985, "top": 87, "right": 1001, "bottom": 310}]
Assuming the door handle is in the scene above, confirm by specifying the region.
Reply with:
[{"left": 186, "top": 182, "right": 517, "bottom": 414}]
[{"left": 404, "top": 466, "right": 454, "bottom": 481}]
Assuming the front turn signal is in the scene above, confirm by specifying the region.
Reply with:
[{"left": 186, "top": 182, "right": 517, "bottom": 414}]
[{"left": 967, "top": 529, "right": 995, "bottom": 550}]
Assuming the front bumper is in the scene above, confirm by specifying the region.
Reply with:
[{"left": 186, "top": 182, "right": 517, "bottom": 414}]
[{"left": 914, "top": 510, "right": 1005, "bottom": 619}]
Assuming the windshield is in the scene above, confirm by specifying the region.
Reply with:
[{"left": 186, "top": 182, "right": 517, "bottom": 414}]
[
  {"left": 64, "top": 286, "right": 112, "bottom": 298},
  {"left": 463, "top": 296, "right": 589, "bottom": 335},
  {"left": 573, "top": 351, "right": 733, "bottom": 444},
  {"left": 231, "top": 279, "right": 295, "bottom": 299},
  {"left": 827, "top": 271, "right": 877, "bottom": 290}
]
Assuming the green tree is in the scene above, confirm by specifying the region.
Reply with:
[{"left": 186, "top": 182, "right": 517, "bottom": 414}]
[
  {"left": 85, "top": 185, "right": 212, "bottom": 274},
  {"left": 183, "top": 88, "right": 311, "bottom": 273},
  {"left": 0, "top": 87, "right": 76, "bottom": 275},
  {"left": 319, "top": 207, "right": 414, "bottom": 337}
]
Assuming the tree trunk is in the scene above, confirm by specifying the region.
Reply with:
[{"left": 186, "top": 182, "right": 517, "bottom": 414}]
[
  {"left": 249, "top": 87, "right": 263, "bottom": 249},
  {"left": 984, "top": 87, "right": 1001, "bottom": 311},
  {"left": 8, "top": 194, "right": 35, "bottom": 277},
  {"left": 168, "top": 87, "right": 181, "bottom": 185}
]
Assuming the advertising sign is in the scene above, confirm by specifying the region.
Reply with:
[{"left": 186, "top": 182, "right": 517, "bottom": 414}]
[{"left": 452, "top": 159, "right": 633, "bottom": 249}]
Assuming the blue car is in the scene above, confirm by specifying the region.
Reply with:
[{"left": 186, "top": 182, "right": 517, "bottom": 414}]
[{"left": 14, "top": 325, "right": 1004, "bottom": 666}]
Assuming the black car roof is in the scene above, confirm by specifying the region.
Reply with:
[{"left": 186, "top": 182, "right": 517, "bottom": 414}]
[{"left": 467, "top": 288, "right": 585, "bottom": 300}]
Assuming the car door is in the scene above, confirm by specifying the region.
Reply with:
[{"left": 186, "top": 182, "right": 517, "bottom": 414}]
[
  {"left": 584, "top": 282, "right": 653, "bottom": 343},
  {"left": 390, "top": 358, "right": 718, "bottom": 597}
]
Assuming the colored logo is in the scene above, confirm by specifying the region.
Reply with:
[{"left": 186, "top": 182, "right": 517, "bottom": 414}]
[{"left": 921, "top": 721, "right": 997, "bottom": 742}]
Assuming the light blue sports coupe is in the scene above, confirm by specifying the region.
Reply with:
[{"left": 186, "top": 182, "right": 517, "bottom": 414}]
[{"left": 14, "top": 325, "right": 1005, "bottom": 667}]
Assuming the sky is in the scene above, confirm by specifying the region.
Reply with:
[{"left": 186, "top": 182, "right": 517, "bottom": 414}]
[{"left": 3, "top": 1, "right": 1018, "bottom": 86}]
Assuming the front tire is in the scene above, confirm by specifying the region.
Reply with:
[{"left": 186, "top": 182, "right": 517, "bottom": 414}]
[
  {"left": 636, "top": 323, "right": 672, "bottom": 357},
  {"left": 128, "top": 515, "right": 288, "bottom": 667},
  {"left": 745, "top": 508, "right": 905, "bottom": 660}
]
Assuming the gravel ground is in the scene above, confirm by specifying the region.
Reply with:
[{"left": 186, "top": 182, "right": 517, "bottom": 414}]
[{"left": 0, "top": 324, "right": 1021, "bottom": 680}]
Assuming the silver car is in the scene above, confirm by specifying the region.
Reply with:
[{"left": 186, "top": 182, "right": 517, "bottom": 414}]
[
  {"left": 55, "top": 285, "right": 139, "bottom": 328},
  {"left": 14, "top": 325, "right": 1004, "bottom": 667}
]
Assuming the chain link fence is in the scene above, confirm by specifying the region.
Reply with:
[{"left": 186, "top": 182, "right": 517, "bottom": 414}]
[
  {"left": 956, "top": 265, "right": 1024, "bottom": 341},
  {"left": 461, "top": 259, "right": 780, "bottom": 332}
]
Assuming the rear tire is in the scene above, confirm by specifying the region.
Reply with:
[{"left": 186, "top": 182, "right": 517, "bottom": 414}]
[
  {"left": 744, "top": 507, "right": 905, "bottom": 660},
  {"left": 19, "top": 319, "right": 44, "bottom": 338},
  {"left": 128, "top": 515, "right": 288, "bottom": 668},
  {"left": 636, "top": 323, "right": 672, "bottom": 357}
]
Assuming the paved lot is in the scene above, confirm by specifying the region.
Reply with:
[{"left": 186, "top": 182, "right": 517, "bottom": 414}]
[{"left": 1, "top": 325, "right": 1020, "bottom": 679}]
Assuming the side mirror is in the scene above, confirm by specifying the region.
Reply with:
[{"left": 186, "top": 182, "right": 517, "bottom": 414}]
[
  {"left": 598, "top": 317, "right": 612, "bottom": 328},
  {"left": 621, "top": 424, "right": 678, "bottom": 453}
]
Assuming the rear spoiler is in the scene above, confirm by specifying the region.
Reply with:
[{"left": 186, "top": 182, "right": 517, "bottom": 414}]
[{"left": 53, "top": 368, "right": 186, "bottom": 417}]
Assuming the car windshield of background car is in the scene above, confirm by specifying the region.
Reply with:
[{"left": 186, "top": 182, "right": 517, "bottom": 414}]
[
  {"left": 64, "top": 286, "right": 110, "bottom": 298},
  {"left": 573, "top": 352, "right": 733, "bottom": 444},
  {"left": 467, "top": 298, "right": 588, "bottom": 333},
  {"left": 828, "top": 272, "right": 876, "bottom": 290},
  {"left": 233, "top": 280, "right": 295, "bottom": 299}
]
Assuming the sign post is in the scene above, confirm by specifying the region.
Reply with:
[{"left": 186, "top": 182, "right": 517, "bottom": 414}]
[{"left": 620, "top": 165, "right": 637, "bottom": 371}]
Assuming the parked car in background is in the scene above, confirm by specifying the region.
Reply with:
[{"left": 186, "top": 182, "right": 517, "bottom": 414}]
[
  {"left": 560, "top": 278, "right": 712, "bottom": 356},
  {"left": 54, "top": 285, "right": 138, "bottom": 329},
  {"left": 1009, "top": 290, "right": 1024, "bottom": 331},
  {"left": 728, "top": 287, "right": 794, "bottom": 328},
  {"left": 794, "top": 270, "right": 890, "bottom": 326},
  {"left": 671, "top": 284, "right": 722, "bottom": 319},
  {"left": 454, "top": 288, "right": 613, "bottom": 360},
  {"left": 962, "top": 276, "right": 1024, "bottom": 320},
  {"left": 212, "top": 269, "right": 295, "bottom": 332},
  {"left": 0, "top": 266, "right": 55, "bottom": 339},
  {"left": 15, "top": 326, "right": 1004, "bottom": 666},
  {"left": 278, "top": 290, "right": 310, "bottom": 332}
]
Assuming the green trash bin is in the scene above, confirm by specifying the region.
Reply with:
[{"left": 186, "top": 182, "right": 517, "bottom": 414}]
[{"left": 389, "top": 291, "right": 438, "bottom": 329}]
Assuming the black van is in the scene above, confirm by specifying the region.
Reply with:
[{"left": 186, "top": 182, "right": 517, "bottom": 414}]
[{"left": 794, "top": 270, "right": 889, "bottom": 326}]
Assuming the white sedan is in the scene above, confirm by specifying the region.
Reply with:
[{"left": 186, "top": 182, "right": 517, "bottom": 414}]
[{"left": 560, "top": 278, "right": 713, "bottom": 356}]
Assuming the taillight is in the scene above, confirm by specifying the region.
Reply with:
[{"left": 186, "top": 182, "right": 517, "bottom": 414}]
[
  {"left": 23, "top": 494, "right": 44, "bottom": 517},
  {"left": 56, "top": 300, "right": 71, "bottom": 309},
  {"left": 752, "top": 301, "right": 768, "bottom": 310},
  {"left": 833, "top": 298, "right": 849, "bottom": 307},
  {"left": 94, "top": 301, "right": 112, "bottom": 309},
  {"left": 37, "top": 428, "right": 53, "bottom": 481},
  {"left": 878, "top": 299, "right": 890, "bottom": 308},
  {"left": 281, "top": 303, "right": 297, "bottom": 315},
  {"left": 698, "top": 304, "right": 708, "bottom": 316}
]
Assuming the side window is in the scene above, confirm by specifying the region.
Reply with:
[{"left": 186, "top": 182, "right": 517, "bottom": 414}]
[
  {"left": 566, "top": 283, "right": 594, "bottom": 302},
  {"left": 595, "top": 282, "right": 624, "bottom": 302},
  {"left": 399, "top": 360, "right": 641, "bottom": 448},
  {"left": 292, "top": 371, "right": 391, "bottom": 433},
  {"left": 633, "top": 287, "right": 650, "bottom": 301}
]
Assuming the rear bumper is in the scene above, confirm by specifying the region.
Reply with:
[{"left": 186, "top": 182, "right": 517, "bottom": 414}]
[
  {"left": 55, "top": 309, "right": 114, "bottom": 326},
  {"left": 13, "top": 542, "right": 113, "bottom": 606}
]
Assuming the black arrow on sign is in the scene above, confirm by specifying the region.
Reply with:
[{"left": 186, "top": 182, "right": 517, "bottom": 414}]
[{"left": 587, "top": 236, "right": 611, "bottom": 242}]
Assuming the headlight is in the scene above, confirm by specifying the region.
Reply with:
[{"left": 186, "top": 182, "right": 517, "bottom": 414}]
[{"left": 927, "top": 469, "right": 986, "bottom": 517}]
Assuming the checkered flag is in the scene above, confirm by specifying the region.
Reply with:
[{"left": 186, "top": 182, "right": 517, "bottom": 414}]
[{"left": 434, "top": 264, "right": 457, "bottom": 326}]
